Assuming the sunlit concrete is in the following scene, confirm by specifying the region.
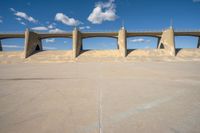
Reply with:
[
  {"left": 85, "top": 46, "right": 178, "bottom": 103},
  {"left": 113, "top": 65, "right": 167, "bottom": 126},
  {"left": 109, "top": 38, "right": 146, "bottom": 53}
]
[{"left": 0, "top": 61, "right": 200, "bottom": 133}]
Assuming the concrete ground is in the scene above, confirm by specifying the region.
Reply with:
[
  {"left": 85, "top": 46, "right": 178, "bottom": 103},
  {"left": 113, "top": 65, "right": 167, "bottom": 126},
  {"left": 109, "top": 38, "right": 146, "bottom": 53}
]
[{"left": 0, "top": 61, "right": 200, "bottom": 133}]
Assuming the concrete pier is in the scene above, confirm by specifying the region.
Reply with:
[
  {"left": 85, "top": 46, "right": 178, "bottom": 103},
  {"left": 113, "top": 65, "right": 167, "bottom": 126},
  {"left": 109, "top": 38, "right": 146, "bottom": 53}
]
[
  {"left": 118, "top": 27, "right": 127, "bottom": 57},
  {"left": 24, "top": 29, "right": 42, "bottom": 58},
  {"left": 158, "top": 27, "right": 175, "bottom": 56},
  {"left": 72, "top": 28, "right": 82, "bottom": 58},
  {"left": 198, "top": 37, "right": 200, "bottom": 48}
]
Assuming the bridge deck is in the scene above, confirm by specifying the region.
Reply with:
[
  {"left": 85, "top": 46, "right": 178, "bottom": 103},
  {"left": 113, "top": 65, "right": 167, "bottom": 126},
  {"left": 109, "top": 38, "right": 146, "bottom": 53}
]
[
  {"left": 0, "top": 31, "right": 199, "bottom": 39},
  {"left": 0, "top": 34, "right": 25, "bottom": 39}
]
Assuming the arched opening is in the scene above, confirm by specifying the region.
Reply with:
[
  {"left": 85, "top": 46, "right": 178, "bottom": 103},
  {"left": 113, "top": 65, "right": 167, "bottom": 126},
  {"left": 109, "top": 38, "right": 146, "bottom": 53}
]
[
  {"left": 127, "top": 37, "right": 158, "bottom": 50},
  {"left": 82, "top": 37, "right": 118, "bottom": 50},
  {"left": 1, "top": 38, "right": 24, "bottom": 51},
  {"left": 42, "top": 38, "right": 72, "bottom": 51},
  {"left": 175, "top": 36, "right": 198, "bottom": 49},
  {"left": 35, "top": 45, "right": 40, "bottom": 51},
  {"left": 159, "top": 43, "right": 165, "bottom": 49}
]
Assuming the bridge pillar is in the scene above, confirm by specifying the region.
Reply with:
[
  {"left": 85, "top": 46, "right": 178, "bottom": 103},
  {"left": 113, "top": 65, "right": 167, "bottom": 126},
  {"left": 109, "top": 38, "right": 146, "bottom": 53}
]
[
  {"left": 0, "top": 40, "right": 2, "bottom": 51},
  {"left": 73, "top": 28, "right": 82, "bottom": 58},
  {"left": 158, "top": 27, "right": 175, "bottom": 56},
  {"left": 197, "top": 37, "right": 200, "bottom": 48},
  {"left": 118, "top": 27, "right": 127, "bottom": 57},
  {"left": 24, "top": 29, "right": 42, "bottom": 58}
]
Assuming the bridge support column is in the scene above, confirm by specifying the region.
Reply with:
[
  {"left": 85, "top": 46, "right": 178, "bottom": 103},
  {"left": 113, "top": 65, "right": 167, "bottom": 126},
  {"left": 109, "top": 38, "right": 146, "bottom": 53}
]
[
  {"left": 0, "top": 40, "right": 2, "bottom": 51},
  {"left": 118, "top": 27, "right": 127, "bottom": 57},
  {"left": 197, "top": 37, "right": 200, "bottom": 48},
  {"left": 24, "top": 29, "right": 42, "bottom": 58},
  {"left": 73, "top": 28, "right": 82, "bottom": 58},
  {"left": 158, "top": 27, "right": 175, "bottom": 56}
]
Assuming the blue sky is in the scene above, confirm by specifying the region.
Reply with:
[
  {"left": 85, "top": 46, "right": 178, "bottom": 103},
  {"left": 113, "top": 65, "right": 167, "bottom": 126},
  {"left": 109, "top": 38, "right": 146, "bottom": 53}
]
[{"left": 0, "top": 0, "right": 200, "bottom": 51}]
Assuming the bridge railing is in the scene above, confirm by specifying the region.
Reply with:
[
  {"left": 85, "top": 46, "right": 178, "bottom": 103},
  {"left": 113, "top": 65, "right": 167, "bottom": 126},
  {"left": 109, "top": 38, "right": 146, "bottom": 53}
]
[{"left": 1, "top": 29, "right": 200, "bottom": 34}]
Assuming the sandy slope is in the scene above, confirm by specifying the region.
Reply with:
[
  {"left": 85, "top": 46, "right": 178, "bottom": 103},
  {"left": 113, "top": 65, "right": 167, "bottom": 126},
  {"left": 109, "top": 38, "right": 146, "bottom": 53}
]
[{"left": 0, "top": 49, "right": 200, "bottom": 63}]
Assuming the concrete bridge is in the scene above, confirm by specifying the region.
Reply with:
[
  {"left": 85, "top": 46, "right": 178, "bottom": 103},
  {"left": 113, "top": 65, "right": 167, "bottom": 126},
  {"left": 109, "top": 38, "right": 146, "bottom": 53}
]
[{"left": 0, "top": 27, "right": 200, "bottom": 58}]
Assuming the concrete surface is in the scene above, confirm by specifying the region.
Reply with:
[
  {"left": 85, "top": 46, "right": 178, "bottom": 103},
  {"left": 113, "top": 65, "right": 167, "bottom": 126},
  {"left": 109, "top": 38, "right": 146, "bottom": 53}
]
[
  {"left": 0, "top": 61, "right": 200, "bottom": 133},
  {"left": 158, "top": 27, "right": 175, "bottom": 56},
  {"left": 118, "top": 27, "right": 127, "bottom": 57}
]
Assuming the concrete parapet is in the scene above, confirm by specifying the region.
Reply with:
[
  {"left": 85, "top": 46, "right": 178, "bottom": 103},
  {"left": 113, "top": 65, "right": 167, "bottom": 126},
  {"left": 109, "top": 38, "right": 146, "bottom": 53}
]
[
  {"left": 72, "top": 28, "right": 82, "bottom": 58},
  {"left": 118, "top": 27, "right": 127, "bottom": 57},
  {"left": 158, "top": 27, "right": 175, "bottom": 56},
  {"left": 24, "top": 29, "right": 42, "bottom": 58}
]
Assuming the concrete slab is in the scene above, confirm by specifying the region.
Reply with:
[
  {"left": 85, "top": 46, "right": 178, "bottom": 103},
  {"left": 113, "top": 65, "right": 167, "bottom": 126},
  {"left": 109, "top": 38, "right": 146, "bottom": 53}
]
[{"left": 0, "top": 62, "right": 200, "bottom": 133}]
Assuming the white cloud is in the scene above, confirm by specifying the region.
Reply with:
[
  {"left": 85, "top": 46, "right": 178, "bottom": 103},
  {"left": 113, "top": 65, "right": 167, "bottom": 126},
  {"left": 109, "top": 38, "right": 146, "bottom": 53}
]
[
  {"left": 0, "top": 16, "right": 2, "bottom": 23},
  {"left": 48, "top": 24, "right": 55, "bottom": 29},
  {"left": 16, "top": 17, "right": 22, "bottom": 21},
  {"left": 10, "top": 8, "right": 37, "bottom": 23},
  {"left": 2, "top": 45, "right": 23, "bottom": 48},
  {"left": 15, "top": 16, "right": 26, "bottom": 25},
  {"left": 31, "top": 23, "right": 57, "bottom": 32},
  {"left": 31, "top": 26, "right": 48, "bottom": 31},
  {"left": 88, "top": 0, "right": 117, "bottom": 24},
  {"left": 15, "top": 12, "right": 37, "bottom": 23},
  {"left": 130, "top": 38, "right": 151, "bottom": 43},
  {"left": 10, "top": 8, "right": 16, "bottom": 12},
  {"left": 49, "top": 28, "right": 66, "bottom": 33},
  {"left": 79, "top": 26, "right": 91, "bottom": 30},
  {"left": 193, "top": 0, "right": 200, "bottom": 2},
  {"left": 55, "top": 13, "right": 81, "bottom": 26},
  {"left": 43, "top": 46, "right": 57, "bottom": 50},
  {"left": 20, "top": 21, "right": 26, "bottom": 25},
  {"left": 45, "top": 38, "right": 55, "bottom": 43}
]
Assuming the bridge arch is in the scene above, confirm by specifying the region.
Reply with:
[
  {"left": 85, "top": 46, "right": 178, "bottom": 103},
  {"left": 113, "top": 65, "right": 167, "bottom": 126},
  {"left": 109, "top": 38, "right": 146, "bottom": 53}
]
[
  {"left": 127, "top": 36, "right": 160, "bottom": 50},
  {"left": 175, "top": 36, "right": 199, "bottom": 49},
  {"left": 0, "top": 38, "right": 24, "bottom": 51},
  {"left": 41, "top": 38, "right": 72, "bottom": 51},
  {"left": 81, "top": 37, "right": 118, "bottom": 50}
]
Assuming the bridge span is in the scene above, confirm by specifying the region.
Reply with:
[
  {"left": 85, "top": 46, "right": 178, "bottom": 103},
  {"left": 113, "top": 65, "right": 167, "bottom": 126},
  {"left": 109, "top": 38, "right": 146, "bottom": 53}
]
[{"left": 0, "top": 27, "right": 199, "bottom": 58}]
